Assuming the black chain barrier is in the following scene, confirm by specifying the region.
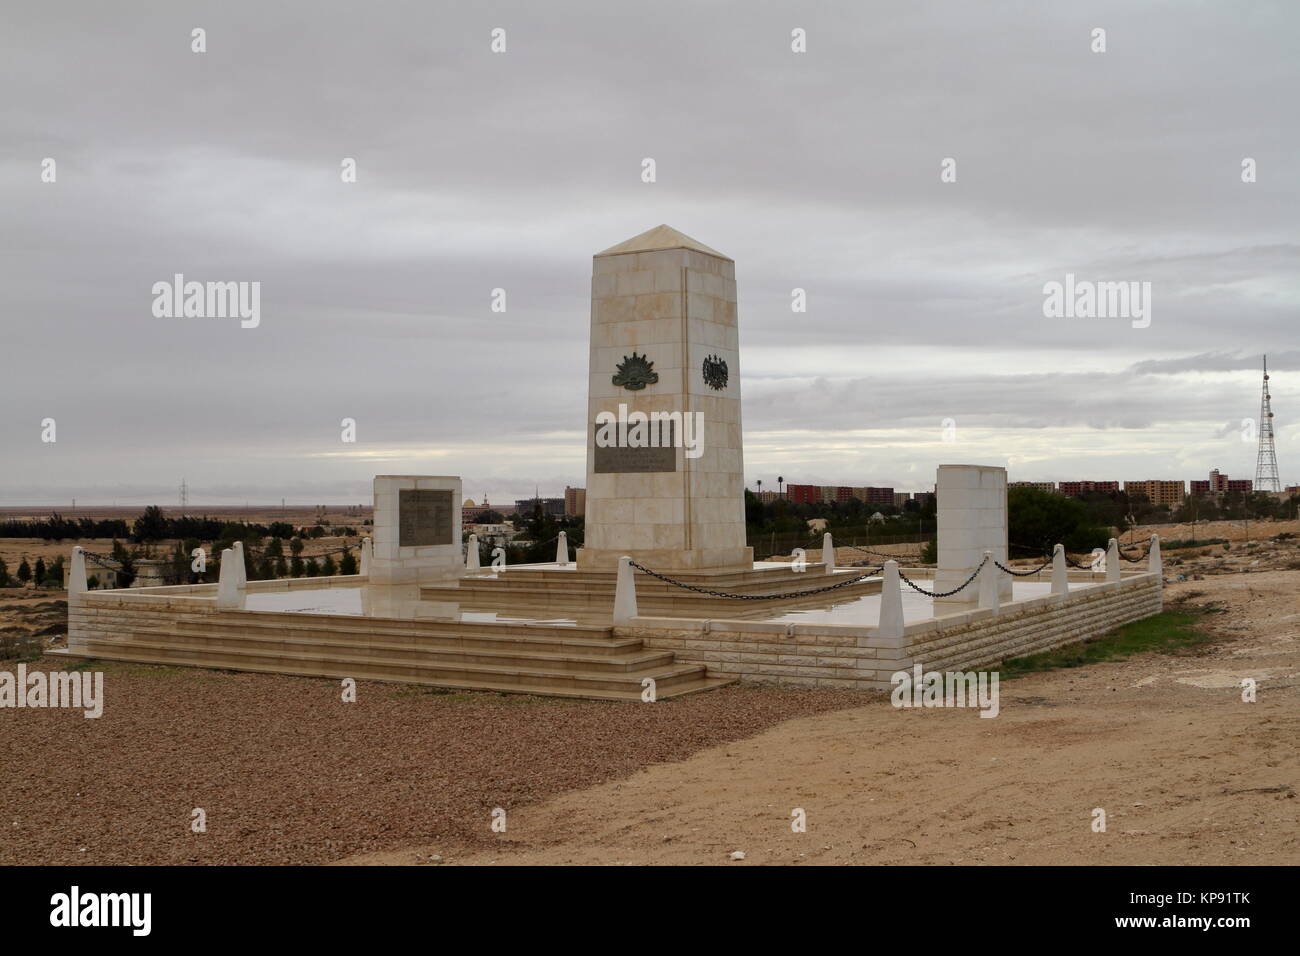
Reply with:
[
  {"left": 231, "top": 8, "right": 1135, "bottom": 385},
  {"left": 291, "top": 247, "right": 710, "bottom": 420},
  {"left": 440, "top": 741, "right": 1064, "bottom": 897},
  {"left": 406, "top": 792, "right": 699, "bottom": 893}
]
[
  {"left": 843, "top": 544, "right": 925, "bottom": 562},
  {"left": 246, "top": 543, "right": 355, "bottom": 561},
  {"left": 1117, "top": 543, "right": 1151, "bottom": 563},
  {"left": 994, "top": 557, "right": 1053, "bottom": 577},
  {"left": 627, "top": 560, "right": 884, "bottom": 600},
  {"left": 78, "top": 550, "right": 121, "bottom": 571},
  {"left": 895, "top": 555, "right": 988, "bottom": 598}
]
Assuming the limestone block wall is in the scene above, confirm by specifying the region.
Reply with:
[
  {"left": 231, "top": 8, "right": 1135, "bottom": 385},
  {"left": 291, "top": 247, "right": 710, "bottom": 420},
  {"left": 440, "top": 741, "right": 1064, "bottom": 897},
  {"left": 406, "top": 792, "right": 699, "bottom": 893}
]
[
  {"left": 67, "top": 591, "right": 220, "bottom": 653},
  {"left": 65, "top": 575, "right": 366, "bottom": 654},
  {"left": 618, "top": 573, "right": 1162, "bottom": 690}
]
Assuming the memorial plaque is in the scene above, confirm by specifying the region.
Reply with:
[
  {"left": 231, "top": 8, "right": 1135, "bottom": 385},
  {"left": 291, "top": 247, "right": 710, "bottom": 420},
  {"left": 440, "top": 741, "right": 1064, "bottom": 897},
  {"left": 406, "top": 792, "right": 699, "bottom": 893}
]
[
  {"left": 398, "top": 489, "right": 454, "bottom": 546},
  {"left": 592, "top": 422, "right": 678, "bottom": 474}
]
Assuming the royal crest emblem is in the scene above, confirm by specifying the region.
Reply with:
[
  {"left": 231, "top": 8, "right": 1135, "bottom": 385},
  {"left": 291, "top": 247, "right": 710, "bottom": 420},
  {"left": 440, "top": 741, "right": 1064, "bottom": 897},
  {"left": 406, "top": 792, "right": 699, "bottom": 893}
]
[
  {"left": 702, "top": 354, "right": 728, "bottom": 390},
  {"left": 612, "top": 352, "right": 659, "bottom": 391}
]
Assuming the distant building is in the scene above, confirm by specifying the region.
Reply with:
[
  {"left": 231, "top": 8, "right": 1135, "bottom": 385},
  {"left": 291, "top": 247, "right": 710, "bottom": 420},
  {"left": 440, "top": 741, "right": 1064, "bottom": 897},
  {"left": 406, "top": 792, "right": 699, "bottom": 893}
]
[
  {"left": 1009, "top": 481, "right": 1057, "bottom": 493},
  {"left": 783, "top": 483, "right": 894, "bottom": 506},
  {"left": 1123, "top": 480, "right": 1186, "bottom": 508},
  {"left": 787, "top": 483, "right": 820, "bottom": 504},
  {"left": 1059, "top": 481, "right": 1120, "bottom": 497},
  {"left": 462, "top": 497, "right": 499, "bottom": 524},
  {"left": 893, "top": 492, "right": 912, "bottom": 508},
  {"left": 466, "top": 523, "right": 519, "bottom": 549},
  {"left": 63, "top": 563, "right": 119, "bottom": 590},
  {"left": 857, "top": 486, "right": 895, "bottom": 505},
  {"left": 564, "top": 486, "right": 586, "bottom": 517},
  {"left": 1190, "top": 470, "right": 1252, "bottom": 499},
  {"left": 752, "top": 490, "right": 782, "bottom": 504},
  {"left": 515, "top": 497, "right": 566, "bottom": 518}
]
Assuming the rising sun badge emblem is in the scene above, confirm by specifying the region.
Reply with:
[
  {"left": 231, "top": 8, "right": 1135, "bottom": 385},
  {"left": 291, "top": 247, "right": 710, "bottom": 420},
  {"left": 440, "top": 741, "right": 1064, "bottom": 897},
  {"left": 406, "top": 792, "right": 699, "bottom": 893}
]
[{"left": 612, "top": 352, "right": 659, "bottom": 391}]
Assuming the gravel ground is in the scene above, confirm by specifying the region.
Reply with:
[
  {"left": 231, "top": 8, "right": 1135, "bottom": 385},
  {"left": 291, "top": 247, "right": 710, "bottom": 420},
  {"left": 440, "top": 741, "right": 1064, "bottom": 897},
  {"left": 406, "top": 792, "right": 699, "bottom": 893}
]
[{"left": 0, "top": 659, "right": 866, "bottom": 865}]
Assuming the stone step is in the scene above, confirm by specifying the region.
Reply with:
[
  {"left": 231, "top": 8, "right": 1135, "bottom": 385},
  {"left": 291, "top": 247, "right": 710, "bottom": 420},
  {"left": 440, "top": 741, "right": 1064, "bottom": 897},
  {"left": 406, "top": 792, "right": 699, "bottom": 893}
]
[
  {"left": 140, "top": 627, "right": 675, "bottom": 673},
  {"left": 222, "top": 608, "right": 614, "bottom": 642},
  {"left": 67, "top": 639, "right": 727, "bottom": 701},
  {"left": 167, "top": 618, "right": 636, "bottom": 656}
]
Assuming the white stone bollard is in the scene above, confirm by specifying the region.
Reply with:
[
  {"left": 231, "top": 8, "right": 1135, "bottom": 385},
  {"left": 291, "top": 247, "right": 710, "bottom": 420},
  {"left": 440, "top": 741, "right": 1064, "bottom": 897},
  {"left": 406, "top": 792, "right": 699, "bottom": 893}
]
[
  {"left": 69, "top": 546, "right": 88, "bottom": 600},
  {"left": 232, "top": 541, "right": 248, "bottom": 587},
  {"left": 1051, "top": 543, "right": 1069, "bottom": 596},
  {"left": 465, "top": 534, "right": 480, "bottom": 571},
  {"left": 556, "top": 531, "right": 569, "bottom": 567},
  {"left": 1106, "top": 538, "right": 1121, "bottom": 584},
  {"left": 876, "top": 560, "right": 904, "bottom": 640},
  {"left": 1148, "top": 534, "right": 1162, "bottom": 581},
  {"left": 822, "top": 532, "right": 836, "bottom": 574},
  {"left": 613, "top": 555, "right": 638, "bottom": 625},
  {"left": 978, "top": 550, "right": 1000, "bottom": 613},
  {"left": 216, "top": 548, "right": 241, "bottom": 608},
  {"left": 359, "top": 536, "right": 372, "bottom": 575}
]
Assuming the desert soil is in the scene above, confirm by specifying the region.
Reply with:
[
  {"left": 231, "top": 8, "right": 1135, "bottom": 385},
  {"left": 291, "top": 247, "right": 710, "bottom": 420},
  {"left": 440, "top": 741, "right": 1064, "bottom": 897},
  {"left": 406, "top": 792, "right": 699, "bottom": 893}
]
[
  {"left": 2, "top": 525, "right": 1295, "bottom": 866},
  {"left": 348, "top": 555, "right": 1300, "bottom": 865}
]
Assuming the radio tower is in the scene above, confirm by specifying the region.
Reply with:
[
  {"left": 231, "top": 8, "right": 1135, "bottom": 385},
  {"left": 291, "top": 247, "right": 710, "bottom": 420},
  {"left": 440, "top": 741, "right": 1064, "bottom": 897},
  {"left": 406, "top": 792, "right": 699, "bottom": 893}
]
[
  {"left": 1254, "top": 356, "right": 1281, "bottom": 493},
  {"left": 179, "top": 477, "right": 189, "bottom": 511}
]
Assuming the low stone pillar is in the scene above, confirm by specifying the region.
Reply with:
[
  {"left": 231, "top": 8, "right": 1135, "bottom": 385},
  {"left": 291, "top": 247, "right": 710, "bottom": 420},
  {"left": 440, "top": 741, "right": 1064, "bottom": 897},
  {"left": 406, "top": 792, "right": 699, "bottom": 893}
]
[
  {"left": 359, "top": 537, "right": 372, "bottom": 575},
  {"left": 822, "top": 532, "right": 836, "bottom": 574},
  {"left": 216, "top": 548, "right": 241, "bottom": 608},
  {"left": 1106, "top": 538, "right": 1121, "bottom": 584},
  {"left": 556, "top": 530, "right": 569, "bottom": 567},
  {"left": 1051, "top": 543, "right": 1069, "bottom": 596},
  {"left": 465, "top": 534, "right": 480, "bottom": 571},
  {"left": 613, "top": 555, "right": 638, "bottom": 625},
  {"left": 978, "top": 550, "right": 1000, "bottom": 613},
  {"left": 68, "top": 546, "right": 88, "bottom": 600},
  {"left": 876, "top": 560, "right": 903, "bottom": 639},
  {"left": 232, "top": 541, "right": 248, "bottom": 587},
  {"left": 1148, "top": 534, "right": 1162, "bottom": 581}
]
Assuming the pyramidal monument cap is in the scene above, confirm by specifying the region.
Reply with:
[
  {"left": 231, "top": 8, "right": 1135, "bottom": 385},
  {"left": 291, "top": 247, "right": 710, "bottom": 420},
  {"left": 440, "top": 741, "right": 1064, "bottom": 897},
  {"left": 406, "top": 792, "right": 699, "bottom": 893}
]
[{"left": 594, "top": 223, "right": 732, "bottom": 261}]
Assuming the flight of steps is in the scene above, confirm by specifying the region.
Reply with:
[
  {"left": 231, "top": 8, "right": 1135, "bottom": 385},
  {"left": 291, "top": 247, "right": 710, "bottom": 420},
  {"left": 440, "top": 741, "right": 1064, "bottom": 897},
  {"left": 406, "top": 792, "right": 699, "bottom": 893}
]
[
  {"left": 53, "top": 610, "right": 735, "bottom": 701},
  {"left": 421, "top": 563, "right": 881, "bottom": 613}
]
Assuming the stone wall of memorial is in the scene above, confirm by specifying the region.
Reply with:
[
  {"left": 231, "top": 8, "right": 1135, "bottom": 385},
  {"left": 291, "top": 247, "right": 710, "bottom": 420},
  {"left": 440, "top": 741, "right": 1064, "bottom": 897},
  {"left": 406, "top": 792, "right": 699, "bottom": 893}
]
[
  {"left": 617, "top": 573, "right": 1163, "bottom": 690},
  {"left": 370, "top": 475, "right": 463, "bottom": 585},
  {"left": 65, "top": 576, "right": 366, "bottom": 654}
]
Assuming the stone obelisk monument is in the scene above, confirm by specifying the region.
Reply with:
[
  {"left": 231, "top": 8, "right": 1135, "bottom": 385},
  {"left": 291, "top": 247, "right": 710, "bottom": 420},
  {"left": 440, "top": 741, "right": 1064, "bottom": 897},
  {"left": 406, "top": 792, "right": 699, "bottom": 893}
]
[{"left": 576, "top": 225, "right": 752, "bottom": 571}]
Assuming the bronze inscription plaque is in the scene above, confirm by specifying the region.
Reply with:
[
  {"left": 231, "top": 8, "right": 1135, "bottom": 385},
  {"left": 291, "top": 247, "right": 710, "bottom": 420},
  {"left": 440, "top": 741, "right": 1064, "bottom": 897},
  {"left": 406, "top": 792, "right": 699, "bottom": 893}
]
[
  {"left": 592, "top": 422, "right": 678, "bottom": 474},
  {"left": 398, "top": 489, "right": 454, "bottom": 546}
]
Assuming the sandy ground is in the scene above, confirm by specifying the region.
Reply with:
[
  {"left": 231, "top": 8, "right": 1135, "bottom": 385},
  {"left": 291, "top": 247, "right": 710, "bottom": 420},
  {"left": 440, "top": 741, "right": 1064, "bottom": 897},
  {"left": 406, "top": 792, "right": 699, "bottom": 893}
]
[
  {"left": 345, "top": 563, "right": 1299, "bottom": 866},
  {"left": 2, "top": 529, "right": 1296, "bottom": 866},
  {"left": 0, "top": 672, "right": 865, "bottom": 865}
]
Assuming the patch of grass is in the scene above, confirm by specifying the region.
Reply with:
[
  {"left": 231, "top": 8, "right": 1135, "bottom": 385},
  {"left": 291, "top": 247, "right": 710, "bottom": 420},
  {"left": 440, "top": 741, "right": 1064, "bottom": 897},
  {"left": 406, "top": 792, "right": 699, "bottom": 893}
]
[
  {"left": 1162, "top": 537, "right": 1227, "bottom": 551},
  {"left": 0, "top": 634, "right": 44, "bottom": 663},
  {"left": 1001, "top": 609, "right": 1218, "bottom": 677}
]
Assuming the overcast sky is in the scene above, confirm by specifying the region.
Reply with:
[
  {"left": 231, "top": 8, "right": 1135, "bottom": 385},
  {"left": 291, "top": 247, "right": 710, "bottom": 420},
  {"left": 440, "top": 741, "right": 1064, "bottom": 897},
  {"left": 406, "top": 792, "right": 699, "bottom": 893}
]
[{"left": 2, "top": 1, "right": 1296, "bottom": 507}]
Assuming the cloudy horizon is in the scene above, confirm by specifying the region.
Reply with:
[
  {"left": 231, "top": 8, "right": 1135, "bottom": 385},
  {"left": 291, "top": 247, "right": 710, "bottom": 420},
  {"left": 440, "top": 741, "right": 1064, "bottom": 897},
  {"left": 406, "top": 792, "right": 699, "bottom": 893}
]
[{"left": 2, "top": 1, "right": 1296, "bottom": 507}]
